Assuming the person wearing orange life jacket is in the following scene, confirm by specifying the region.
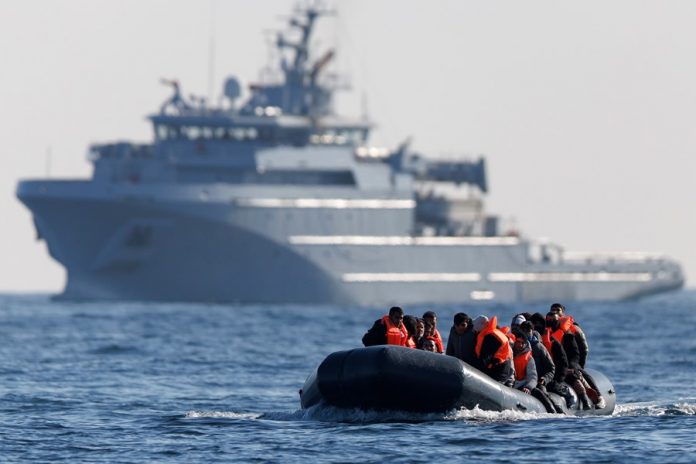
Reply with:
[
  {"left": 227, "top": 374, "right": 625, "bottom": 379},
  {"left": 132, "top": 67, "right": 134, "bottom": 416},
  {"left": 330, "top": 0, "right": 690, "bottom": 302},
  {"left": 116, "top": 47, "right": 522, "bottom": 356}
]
[
  {"left": 422, "top": 310, "right": 444, "bottom": 353},
  {"left": 473, "top": 315, "right": 515, "bottom": 387},
  {"left": 515, "top": 323, "right": 561, "bottom": 413},
  {"left": 531, "top": 312, "right": 576, "bottom": 409},
  {"left": 546, "top": 311, "right": 598, "bottom": 410},
  {"left": 549, "top": 303, "right": 589, "bottom": 368},
  {"left": 402, "top": 315, "right": 419, "bottom": 349},
  {"left": 549, "top": 303, "right": 605, "bottom": 409},
  {"left": 362, "top": 306, "right": 408, "bottom": 347},
  {"left": 511, "top": 333, "right": 537, "bottom": 394}
]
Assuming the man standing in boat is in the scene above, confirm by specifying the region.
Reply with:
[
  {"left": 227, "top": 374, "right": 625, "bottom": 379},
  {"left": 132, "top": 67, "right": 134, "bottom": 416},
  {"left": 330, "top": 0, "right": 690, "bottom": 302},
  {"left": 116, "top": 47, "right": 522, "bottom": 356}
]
[{"left": 362, "top": 306, "right": 409, "bottom": 347}]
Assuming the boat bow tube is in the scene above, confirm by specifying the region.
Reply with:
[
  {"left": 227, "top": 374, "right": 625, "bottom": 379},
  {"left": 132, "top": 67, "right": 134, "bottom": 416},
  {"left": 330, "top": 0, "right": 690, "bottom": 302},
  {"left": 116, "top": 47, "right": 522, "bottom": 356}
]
[{"left": 300, "top": 346, "right": 616, "bottom": 415}]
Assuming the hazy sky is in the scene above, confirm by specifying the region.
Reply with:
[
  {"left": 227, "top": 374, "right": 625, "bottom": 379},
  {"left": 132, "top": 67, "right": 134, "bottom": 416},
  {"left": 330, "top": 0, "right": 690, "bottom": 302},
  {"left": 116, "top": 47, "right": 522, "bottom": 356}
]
[{"left": 1, "top": 0, "right": 695, "bottom": 292}]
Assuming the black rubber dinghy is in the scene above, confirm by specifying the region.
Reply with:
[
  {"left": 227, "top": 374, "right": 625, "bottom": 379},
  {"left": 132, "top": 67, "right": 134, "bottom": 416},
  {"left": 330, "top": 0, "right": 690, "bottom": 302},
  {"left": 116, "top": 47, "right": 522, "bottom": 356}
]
[{"left": 300, "top": 346, "right": 616, "bottom": 415}]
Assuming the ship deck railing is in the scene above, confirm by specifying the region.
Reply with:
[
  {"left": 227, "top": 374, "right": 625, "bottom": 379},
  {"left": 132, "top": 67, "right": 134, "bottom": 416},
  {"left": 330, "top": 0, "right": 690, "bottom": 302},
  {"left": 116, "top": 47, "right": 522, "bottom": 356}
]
[{"left": 561, "top": 251, "right": 668, "bottom": 265}]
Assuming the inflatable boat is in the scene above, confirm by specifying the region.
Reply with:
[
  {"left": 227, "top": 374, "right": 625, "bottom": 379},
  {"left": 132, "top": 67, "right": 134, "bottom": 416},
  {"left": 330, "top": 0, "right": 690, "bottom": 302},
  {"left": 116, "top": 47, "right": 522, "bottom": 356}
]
[{"left": 300, "top": 346, "right": 616, "bottom": 415}]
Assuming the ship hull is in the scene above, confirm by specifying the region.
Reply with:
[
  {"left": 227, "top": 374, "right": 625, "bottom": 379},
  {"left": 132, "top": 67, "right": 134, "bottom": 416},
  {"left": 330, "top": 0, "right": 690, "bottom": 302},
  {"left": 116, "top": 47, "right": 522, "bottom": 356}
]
[{"left": 17, "top": 180, "right": 684, "bottom": 304}]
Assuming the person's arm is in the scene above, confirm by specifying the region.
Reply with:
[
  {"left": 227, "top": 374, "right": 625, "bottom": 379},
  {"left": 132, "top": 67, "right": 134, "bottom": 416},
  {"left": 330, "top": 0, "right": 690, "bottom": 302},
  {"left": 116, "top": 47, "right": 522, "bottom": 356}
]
[
  {"left": 563, "top": 333, "right": 581, "bottom": 370},
  {"left": 574, "top": 326, "right": 589, "bottom": 368},
  {"left": 538, "top": 344, "right": 555, "bottom": 386},
  {"left": 552, "top": 340, "right": 569, "bottom": 382},
  {"left": 525, "top": 358, "right": 538, "bottom": 391}
]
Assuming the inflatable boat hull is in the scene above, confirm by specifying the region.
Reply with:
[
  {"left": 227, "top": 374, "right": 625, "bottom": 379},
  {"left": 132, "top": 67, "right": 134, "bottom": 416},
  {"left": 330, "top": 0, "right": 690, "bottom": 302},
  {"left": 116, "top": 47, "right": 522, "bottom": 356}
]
[{"left": 300, "top": 346, "right": 615, "bottom": 415}]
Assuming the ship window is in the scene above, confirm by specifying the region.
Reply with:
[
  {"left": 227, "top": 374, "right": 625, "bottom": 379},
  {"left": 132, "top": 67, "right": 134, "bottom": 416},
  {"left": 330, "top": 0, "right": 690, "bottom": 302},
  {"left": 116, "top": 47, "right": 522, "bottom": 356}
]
[
  {"left": 188, "top": 127, "right": 201, "bottom": 139},
  {"left": 176, "top": 167, "right": 356, "bottom": 185},
  {"left": 155, "top": 125, "right": 168, "bottom": 140}
]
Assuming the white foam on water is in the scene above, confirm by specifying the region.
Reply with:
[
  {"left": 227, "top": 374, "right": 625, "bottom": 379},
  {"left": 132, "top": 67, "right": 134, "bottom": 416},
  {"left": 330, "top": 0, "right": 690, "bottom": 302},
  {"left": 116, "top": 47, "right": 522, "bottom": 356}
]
[
  {"left": 297, "top": 403, "right": 560, "bottom": 423},
  {"left": 613, "top": 399, "right": 696, "bottom": 417},
  {"left": 444, "top": 405, "right": 561, "bottom": 422},
  {"left": 184, "top": 410, "right": 263, "bottom": 420}
]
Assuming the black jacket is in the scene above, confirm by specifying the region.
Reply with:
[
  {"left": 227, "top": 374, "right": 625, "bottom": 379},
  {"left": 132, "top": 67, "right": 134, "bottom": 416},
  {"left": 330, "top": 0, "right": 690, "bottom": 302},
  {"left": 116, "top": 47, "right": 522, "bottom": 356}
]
[
  {"left": 549, "top": 338, "right": 569, "bottom": 383},
  {"left": 362, "top": 319, "right": 387, "bottom": 346},
  {"left": 573, "top": 323, "right": 589, "bottom": 368},
  {"left": 530, "top": 337, "right": 555, "bottom": 386},
  {"left": 561, "top": 332, "right": 582, "bottom": 370},
  {"left": 445, "top": 326, "right": 478, "bottom": 366}
]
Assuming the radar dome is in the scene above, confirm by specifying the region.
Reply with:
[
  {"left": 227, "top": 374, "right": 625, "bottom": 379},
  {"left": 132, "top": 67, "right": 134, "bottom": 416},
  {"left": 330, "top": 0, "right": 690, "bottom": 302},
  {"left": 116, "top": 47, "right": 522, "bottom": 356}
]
[{"left": 224, "top": 77, "right": 241, "bottom": 101}]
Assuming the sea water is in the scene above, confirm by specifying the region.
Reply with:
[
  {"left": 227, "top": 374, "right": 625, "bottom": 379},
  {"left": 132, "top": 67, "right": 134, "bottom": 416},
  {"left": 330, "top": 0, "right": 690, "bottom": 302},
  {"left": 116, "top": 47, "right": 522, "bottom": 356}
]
[{"left": 1, "top": 291, "right": 695, "bottom": 463}]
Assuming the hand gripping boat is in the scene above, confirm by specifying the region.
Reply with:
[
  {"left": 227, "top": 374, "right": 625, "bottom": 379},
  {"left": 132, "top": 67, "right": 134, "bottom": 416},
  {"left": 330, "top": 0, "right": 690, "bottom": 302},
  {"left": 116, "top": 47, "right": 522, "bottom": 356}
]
[{"left": 300, "top": 346, "right": 616, "bottom": 415}]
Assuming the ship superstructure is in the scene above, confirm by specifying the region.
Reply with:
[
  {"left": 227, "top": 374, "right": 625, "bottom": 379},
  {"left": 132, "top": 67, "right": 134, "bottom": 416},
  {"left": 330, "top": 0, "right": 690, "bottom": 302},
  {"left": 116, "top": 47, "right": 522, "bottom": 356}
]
[{"left": 17, "top": 7, "right": 683, "bottom": 304}]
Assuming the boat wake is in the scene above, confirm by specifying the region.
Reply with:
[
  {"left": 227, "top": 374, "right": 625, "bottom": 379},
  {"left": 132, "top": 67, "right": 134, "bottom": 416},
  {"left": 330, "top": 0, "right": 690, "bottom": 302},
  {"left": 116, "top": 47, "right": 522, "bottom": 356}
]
[{"left": 183, "top": 398, "right": 696, "bottom": 424}]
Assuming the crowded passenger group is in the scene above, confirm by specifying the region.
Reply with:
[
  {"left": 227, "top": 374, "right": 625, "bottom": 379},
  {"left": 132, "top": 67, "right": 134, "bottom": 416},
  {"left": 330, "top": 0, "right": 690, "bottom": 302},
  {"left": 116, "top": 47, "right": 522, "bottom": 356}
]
[{"left": 361, "top": 304, "right": 606, "bottom": 413}]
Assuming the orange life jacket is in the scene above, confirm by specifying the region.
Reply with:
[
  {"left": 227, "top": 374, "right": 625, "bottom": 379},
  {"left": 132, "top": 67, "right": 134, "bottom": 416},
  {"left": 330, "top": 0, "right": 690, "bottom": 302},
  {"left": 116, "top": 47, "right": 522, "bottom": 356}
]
[
  {"left": 550, "top": 316, "right": 574, "bottom": 344},
  {"left": 381, "top": 315, "right": 407, "bottom": 346},
  {"left": 405, "top": 336, "right": 417, "bottom": 349},
  {"left": 561, "top": 315, "right": 578, "bottom": 334},
  {"left": 432, "top": 329, "right": 444, "bottom": 353},
  {"left": 542, "top": 329, "right": 553, "bottom": 352},
  {"left": 475, "top": 316, "right": 512, "bottom": 367},
  {"left": 514, "top": 350, "right": 532, "bottom": 381},
  {"left": 500, "top": 326, "right": 516, "bottom": 343}
]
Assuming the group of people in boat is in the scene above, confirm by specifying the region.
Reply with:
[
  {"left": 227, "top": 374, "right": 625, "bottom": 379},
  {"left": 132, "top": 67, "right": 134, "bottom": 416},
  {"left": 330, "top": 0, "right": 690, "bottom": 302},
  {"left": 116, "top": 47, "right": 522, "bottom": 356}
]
[{"left": 361, "top": 303, "right": 606, "bottom": 413}]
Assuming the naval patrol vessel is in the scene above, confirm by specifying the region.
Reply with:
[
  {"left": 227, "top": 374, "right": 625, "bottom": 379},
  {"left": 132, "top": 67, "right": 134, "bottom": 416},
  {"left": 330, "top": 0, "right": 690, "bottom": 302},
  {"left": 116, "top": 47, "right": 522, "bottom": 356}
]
[{"left": 16, "top": 6, "right": 684, "bottom": 304}]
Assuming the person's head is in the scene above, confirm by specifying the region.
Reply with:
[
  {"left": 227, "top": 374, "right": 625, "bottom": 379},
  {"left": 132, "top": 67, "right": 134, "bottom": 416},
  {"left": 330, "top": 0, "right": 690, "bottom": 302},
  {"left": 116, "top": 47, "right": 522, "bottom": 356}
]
[
  {"left": 472, "top": 315, "right": 489, "bottom": 333},
  {"left": 511, "top": 314, "right": 526, "bottom": 329},
  {"left": 423, "top": 310, "right": 437, "bottom": 329},
  {"left": 415, "top": 318, "right": 425, "bottom": 338},
  {"left": 453, "top": 312, "right": 471, "bottom": 334},
  {"left": 549, "top": 303, "right": 566, "bottom": 315},
  {"left": 520, "top": 312, "right": 533, "bottom": 321},
  {"left": 545, "top": 311, "right": 560, "bottom": 331},
  {"left": 403, "top": 315, "right": 417, "bottom": 337},
  {"left": 513, "top": 333, "right": 530, "bottom": 354},
  {"left": 422, "top": 338, "right": 437, "bottom": 352},
  {"left": 388, "top": 306, "right": 404, "bottom": 326},
  {"left": 530, "top": 312, "right": 546, "bottom": 334},
  {"left": 519, "top": 320, "right": 534, "bottom": 338},
  {"left": 423, "top": 320, "right": 434, "bottom": 337}
]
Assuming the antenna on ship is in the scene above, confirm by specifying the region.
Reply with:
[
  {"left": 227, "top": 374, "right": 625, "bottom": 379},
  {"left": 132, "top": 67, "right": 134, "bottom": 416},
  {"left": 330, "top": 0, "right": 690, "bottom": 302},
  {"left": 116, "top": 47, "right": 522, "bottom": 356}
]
[{"left": 207, "top": 0, "right": 217, "bottom": 103}]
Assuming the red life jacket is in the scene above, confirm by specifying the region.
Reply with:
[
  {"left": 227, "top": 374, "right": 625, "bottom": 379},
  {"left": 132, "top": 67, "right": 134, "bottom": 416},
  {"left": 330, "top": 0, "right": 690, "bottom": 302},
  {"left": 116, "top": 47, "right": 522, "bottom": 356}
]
[
  {"left": 514, "top": 350, "right": 532, "bottom": 381},
  {"left": 500, "top": 326, "right": 516, "bottom": 343},
  {"left": 561, "top": 315, "right": 578, "bottom": 334},
  {"left": 550, "top": 316, "right": 574, "bottom": 344},
  {"left": 381, "top": 315, "right": 407, "bottom": 346},
  {"left": 432, "top": 329, "right": 444, "bottom": 353},
  {"left": 542, "top": 329, "right": 553, "bottom": 352},
  {"left": 475, "top": 316, "right": 512, "bottom": 367},
  {"left": 405, "top": 336, "right": 417, "bottom": 349}
]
